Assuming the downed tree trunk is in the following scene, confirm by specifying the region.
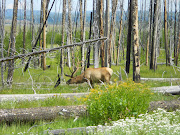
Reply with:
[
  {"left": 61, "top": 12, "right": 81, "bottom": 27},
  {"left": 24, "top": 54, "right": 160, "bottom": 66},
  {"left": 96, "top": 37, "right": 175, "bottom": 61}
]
[
  {"left": 141, "top": 78, "right": 180, "bottom": 81},
  {"left": 151, "top": 86, "right": 180, "bottom": 95},
  {"left": 149, "top": 99, "right": 180, "bottom": 112},
  {"left": 0, "top": 105, "right": 86, "bottom": 123},
  {"left": 0, "top": 93, "right": 89, "bottom": 102},
  {"left": 1, "top": 98, "right": 180, "bottom": 124}
]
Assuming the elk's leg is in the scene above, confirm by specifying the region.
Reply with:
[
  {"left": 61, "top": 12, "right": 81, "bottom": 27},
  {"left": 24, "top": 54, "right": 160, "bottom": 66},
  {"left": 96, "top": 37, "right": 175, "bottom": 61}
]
[
  {"left": 105, "top": 75, "right": 111, "bottom": 84},
  {"left": 84, "top": 78, "right": 92, "bottom": 89}
]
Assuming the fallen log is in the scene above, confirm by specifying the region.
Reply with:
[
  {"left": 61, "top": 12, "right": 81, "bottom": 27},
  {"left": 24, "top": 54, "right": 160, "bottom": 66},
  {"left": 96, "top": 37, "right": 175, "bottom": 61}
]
[
  {"left": 44, "top": 126, "right": 97, "bottom": 135},
  {"left": 0, "top": 92, "right": 89, "bottom": 102},
  {"left": 149, "top": 99, "right": 180, "bottom": 112},
  {"left": 141, "top": 78, "right": 180, "bottom": 81},
  {"left": 151, "top": 86, "right": 180, "bottom": 95},
  {"left": 0, "top": 97, "right": 180, "bottom": 123},
  {"left": 0, "top": 105, "right": 87, "bottom": 123}
]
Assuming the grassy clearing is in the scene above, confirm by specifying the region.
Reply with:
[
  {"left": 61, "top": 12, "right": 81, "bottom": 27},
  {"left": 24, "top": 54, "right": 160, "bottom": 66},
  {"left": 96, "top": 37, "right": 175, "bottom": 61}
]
[{"left": 1, "top": 62, "right": 180, "bottom": 94}]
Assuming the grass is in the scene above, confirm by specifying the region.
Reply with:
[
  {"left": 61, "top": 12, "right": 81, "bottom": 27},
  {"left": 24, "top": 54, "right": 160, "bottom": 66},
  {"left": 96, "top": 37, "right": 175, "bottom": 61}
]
[
  {"left": 0, "top": 96, "right": 82, "bottom": 109},
  {"left": 0, "top": 117, "right": 92, "bottom": 135}
]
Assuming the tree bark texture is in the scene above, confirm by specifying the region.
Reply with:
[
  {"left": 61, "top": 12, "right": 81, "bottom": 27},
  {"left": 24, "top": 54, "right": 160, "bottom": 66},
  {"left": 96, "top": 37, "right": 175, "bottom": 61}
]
[
  {"left": 67, "top": 0, "right": 72, "bottom": 68},
  {"left": 150, "top": 0, "right": 159, "bottom": 70},
  {"left": 42, "top": 0, "right": 46, "bottom": 70},
  {"left": 164, "top": 0, "right": 170, "bottom": 66},
  {"left": 131, "top": 0, "right": 140, "bottom": 82},
  {"left": 116, "top": 0, "right": 124, "bottom": 65},
  {"left": 108, "top": 0, "right": 117, "bottom": 68},
  {"left": 60, "top": 0, "right": 66, "bottom": 80},
  {"left": 105, "top": 0, "right": 109, "bottom": 67},
  {"left": 125, "top": 0, "right": 132, "bottom": 73},
  {"left": 81, "top": 0, "right": 86, "bottom": 73},
  {"left": 0, "top": 0, "right": 6, "bottom": 88},
  {"left": 99, "top": 0, "right": 105, "bottom": 67},
  {"left": 7, "top": 0, "right": 18, "bottom": 87},
  {"left": 22, "top": 0, "right": 26, "bottom": 64},
  {"left": 0, "top": 105, "right": 87, "bottom": 123}
]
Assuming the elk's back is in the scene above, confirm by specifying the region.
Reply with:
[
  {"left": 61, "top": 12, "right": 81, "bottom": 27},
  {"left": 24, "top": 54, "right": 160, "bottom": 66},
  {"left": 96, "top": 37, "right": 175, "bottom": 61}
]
[{"left": 84, "top": 67, "right": 113, "bottom": 83}]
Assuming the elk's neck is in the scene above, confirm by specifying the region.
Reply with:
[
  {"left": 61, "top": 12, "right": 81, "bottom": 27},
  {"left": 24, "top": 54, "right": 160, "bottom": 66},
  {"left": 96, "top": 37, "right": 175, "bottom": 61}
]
[{"left": 74, "top": 73, "right": 86, "bottom": 83}]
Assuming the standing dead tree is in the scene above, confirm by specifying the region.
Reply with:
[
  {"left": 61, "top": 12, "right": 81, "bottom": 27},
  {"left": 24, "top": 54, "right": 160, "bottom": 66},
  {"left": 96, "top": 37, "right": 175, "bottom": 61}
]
[
  {"left": 105, "top": 0, "right": 109, "bottom": 67},
  {"left": 125, "top": 0, "right": 132, "bottom": 73},
  {"left": 116, "top": 0, "right": 124, "bottom": 65},
  {"left": 23, "top": 0, "right": 56, "bottom": 72},
  {"left": 22, "top": 0, "right": 26, "bottom": 64},
  {"left": 131, "top": 0, "right": 140, "bottom": 82},
  {"left": 60, "top": 0, "right": 66, "bottom": 81},
  {"left": 0, "top": 0, "right": 6, "bottom": 88},
  {"left": 99, "top": 0, "right": 105, "bottom": 67},
  {"left": 150, "top": 0, "right": 159, "bottom": 70},
  {"left": 164, "top": 0, "right": 170, "bottom": 66},
  {"left": 108, "top": 0, "right": 118, "bottom": 68},
  {"left": 7, "top": 0, "right": 18, "bottom": 87}
]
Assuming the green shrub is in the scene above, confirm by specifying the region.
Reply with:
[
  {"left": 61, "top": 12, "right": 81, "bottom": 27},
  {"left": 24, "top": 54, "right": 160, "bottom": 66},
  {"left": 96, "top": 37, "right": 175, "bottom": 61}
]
[{"left": 82, "top": 80, "right": 152, "bottom": 125}]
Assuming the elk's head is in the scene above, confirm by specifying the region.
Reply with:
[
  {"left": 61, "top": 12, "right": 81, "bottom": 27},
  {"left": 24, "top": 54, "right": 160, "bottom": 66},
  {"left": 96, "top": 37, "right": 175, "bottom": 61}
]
[{"left": 65, "top": 66, "right": 84, "bottom": 84}]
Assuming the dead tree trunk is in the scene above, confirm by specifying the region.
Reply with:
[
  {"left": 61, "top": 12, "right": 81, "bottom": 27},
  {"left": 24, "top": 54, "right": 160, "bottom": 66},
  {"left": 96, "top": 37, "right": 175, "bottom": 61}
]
[
  {"left": 125, "top": 0, "right": 132, "bottom": 73},
  {"left": 0, "top": 105, "right": 86, "bottom": 123},
  {"left": 150, "top": 0, "right": 159, "bottom": 70},
  {"left": 116, "top": 0, "right": 124, "bottom": 65},
  {"left": 86, "top": 12, "right": 93, "bottom": 68},
  {"left": 0, "top": 0, "right": 6, "bottom": 88},
  {"left": 94, "top": 0, "right": 99, "bottom": 68},
  {"left": 164, "top": 0, "right": 170, "bottom": 66},
  {"left": 22, "top": 0, "right": 26, "bottom": 64},
  {"left": 175, "top": 2, "right": 180, "bottom": 66},
  {"left": 7, "top": 0, "right": 18, "bottom": 87},
  {"left": 99, "top": 0, "right": 105, "bottom": 67},
  {"left": 39, "top": 0, "right": 43, "bottom": 68},
  {"left": 131, "top": 0, "right": 140, "bottom": 82},
  {"left": 67, "top": 0, "right": 73, "bottom": 68},
  {"left": 81, "top": 0, "right": 86, "bottom": 72},
  {"left": 60, "top": 0, "right": 66, "bottom": 81},
  {"left": 105, "top": 0, "right": 109, "bottom": 67},
  {"left": 42, "top": 0, "right": 46, "bottom": 70},
  {"left": 108, "top": 0, "right": 117, "bottom": 68}
]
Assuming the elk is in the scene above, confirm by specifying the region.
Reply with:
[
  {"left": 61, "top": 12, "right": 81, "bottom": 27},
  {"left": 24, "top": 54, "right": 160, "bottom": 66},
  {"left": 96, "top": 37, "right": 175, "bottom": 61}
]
[{"left": 65, "top": 67, "right": 113, "bottom": 88}]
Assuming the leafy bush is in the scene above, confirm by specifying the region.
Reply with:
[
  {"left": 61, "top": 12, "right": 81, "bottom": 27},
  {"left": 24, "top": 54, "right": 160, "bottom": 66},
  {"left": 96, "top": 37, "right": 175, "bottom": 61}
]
[{"left": 82, "top": 80, "right": 152, "bottom": 125}]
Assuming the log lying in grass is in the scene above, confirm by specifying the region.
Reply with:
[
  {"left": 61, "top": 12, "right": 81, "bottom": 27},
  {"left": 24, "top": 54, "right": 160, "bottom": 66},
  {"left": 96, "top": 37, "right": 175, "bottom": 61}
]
[
  {"left": 151, "top": 86, "right": 180, "bottom": 95},
  {"left": 141, "top": 78, "right": 180, "bottom": 81},
  {"left": 149, "top": 99, "right": 180, "bottom": 112},
  {"left": 1, "top": 98, "right": 180, "bottom": 124},
  {"left": 0, "top": 105, "right": 86, "bottom": 123},
  {"left": 0, "top": 93, "right": 90, "bottom": 102},
  {"left": 44, "top": 126, "right": 98, "bottom": 135}
]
